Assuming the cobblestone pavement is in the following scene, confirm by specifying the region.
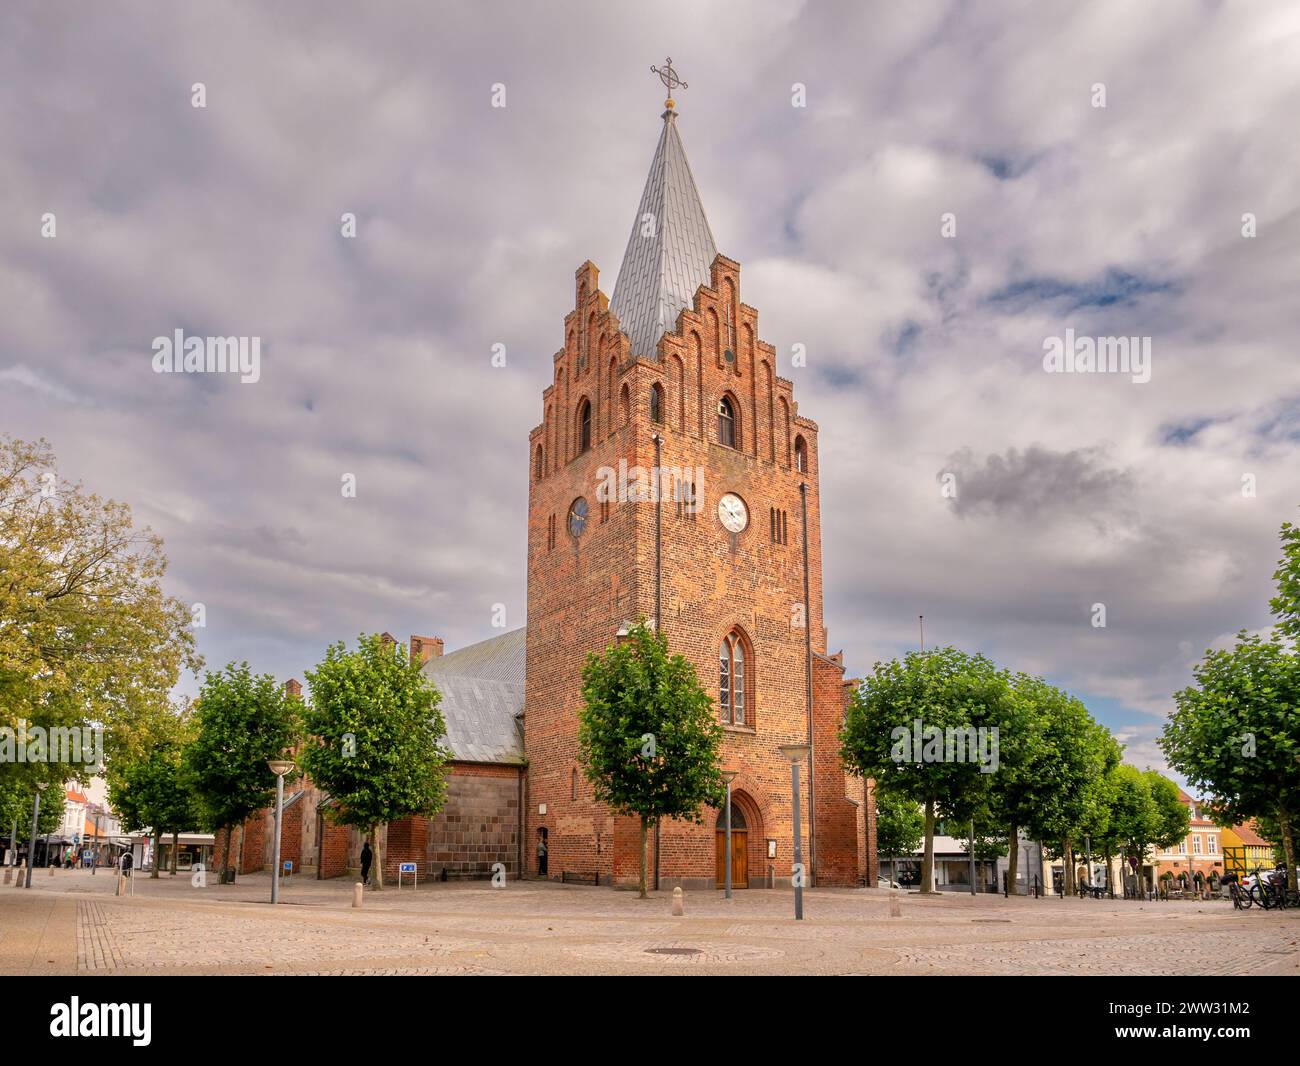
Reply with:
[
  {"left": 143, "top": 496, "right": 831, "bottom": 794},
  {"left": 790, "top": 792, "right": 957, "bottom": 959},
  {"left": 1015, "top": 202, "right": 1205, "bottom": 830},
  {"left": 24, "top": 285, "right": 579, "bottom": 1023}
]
[{"left": 2, "top": 869, "right": 1297, "bottom": 975}]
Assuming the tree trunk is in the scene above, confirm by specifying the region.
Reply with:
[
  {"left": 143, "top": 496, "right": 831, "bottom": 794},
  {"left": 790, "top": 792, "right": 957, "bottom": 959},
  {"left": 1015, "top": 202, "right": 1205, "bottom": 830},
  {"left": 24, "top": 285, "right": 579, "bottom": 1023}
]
[
  {"left": 219, "top": 825, "right": 231, "bottom": 883},
  {"left": 638, "top": 817, "right": 649, "bottom": 899},
  {"left": 1063, "top": 839, "right": 1074, "bottom": 897},
  {"left": 1006, "top": 826, "right": 1018, "bottom": 895},
  {"left": 370, "top": 824, "right": 383, "bottom": 891},
  {"left": 920, "top": 797, "right": 936, "bottom": 895},
  {"left": 170, "top": 831, "right": 179, "bottom": 875},
  {"left": 151, "top": 831, "right": 161, "bottom": 878},
  {"left": 1279, "top": 806, "right": 1297, "bottom": 896},
  {"left": 1103, "top": 846, "right": 1115, "bottom": 898}
]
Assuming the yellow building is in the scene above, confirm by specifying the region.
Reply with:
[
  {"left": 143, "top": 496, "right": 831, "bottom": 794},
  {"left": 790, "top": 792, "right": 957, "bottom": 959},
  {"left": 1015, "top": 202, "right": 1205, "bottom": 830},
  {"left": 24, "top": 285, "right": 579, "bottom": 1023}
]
[{"left": 1220, "top": 822, "right": 1273, "bottom": 875}]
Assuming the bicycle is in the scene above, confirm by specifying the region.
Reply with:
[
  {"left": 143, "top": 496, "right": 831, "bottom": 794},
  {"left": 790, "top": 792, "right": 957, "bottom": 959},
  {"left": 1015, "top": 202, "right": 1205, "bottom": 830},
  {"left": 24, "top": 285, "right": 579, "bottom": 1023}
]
[{"left": 1242, "top": 866, "right": 1290, "bottom": 910}]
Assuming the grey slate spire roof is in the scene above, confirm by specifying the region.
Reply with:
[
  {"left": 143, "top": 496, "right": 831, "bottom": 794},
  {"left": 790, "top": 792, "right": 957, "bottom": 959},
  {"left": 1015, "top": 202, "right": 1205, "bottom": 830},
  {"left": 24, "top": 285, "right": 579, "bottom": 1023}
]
[
  {"left": 422, "top": 628, "right": 525, "bottom": 765},
  {"left": 609, "top": 110, "right": 718, "bottom": 359}
]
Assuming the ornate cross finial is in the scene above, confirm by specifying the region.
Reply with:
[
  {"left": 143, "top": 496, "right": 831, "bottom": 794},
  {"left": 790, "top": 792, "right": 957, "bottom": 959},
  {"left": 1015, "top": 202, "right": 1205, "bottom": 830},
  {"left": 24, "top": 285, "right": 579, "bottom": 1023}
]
[{"left": 651, "top": 57, "right": 687, "bottom": 110}]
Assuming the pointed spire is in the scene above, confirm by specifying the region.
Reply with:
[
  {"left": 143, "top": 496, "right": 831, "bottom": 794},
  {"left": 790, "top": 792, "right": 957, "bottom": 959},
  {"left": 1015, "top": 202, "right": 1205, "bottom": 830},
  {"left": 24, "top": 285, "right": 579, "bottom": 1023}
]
[{"left": 609, "top": 108, "right": 718, "bottom": 359}]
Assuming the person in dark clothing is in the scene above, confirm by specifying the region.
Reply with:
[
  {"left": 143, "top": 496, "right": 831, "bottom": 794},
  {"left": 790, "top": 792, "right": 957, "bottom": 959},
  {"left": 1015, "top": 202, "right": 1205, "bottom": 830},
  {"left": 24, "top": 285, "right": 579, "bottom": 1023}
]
[{"left": 360, "top": 842, "right": 372, "bottom": 886}]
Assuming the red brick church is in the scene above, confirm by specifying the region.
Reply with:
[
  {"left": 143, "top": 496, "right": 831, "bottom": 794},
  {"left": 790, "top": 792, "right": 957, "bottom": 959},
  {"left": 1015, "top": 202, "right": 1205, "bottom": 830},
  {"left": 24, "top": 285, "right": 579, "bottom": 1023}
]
[{"left": 218, "top": 85, "right": 876, "bottom": 890}]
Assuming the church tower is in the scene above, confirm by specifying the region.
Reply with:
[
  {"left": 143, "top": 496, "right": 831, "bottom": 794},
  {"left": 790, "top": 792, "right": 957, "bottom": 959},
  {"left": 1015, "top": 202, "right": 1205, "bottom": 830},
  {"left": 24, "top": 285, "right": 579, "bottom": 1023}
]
[{"left": 524, "top": 74, "right": 874, "bottom": 889}]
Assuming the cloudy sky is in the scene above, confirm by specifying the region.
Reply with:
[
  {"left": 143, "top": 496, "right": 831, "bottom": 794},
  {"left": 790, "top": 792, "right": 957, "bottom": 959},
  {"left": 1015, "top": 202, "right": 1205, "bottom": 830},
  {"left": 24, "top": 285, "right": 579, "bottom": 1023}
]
[{"left": 4, "top": 1, "right": 1299, "bottom": 779}]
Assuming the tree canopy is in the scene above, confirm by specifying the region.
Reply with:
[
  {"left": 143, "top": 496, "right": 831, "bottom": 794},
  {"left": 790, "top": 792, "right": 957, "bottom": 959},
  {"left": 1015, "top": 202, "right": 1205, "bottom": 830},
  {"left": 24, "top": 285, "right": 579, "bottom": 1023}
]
[
  {"left": 841, "top": 647, "right": 1015, "bottom": 894},
  {"left": 578, "top": 620, "right": 724, "bottom": 898},
  {"left": 1163, "top": 629, "right": 1300, "bottom": 892},
  {"left": 0, "top": 436, "right": 199, "bottom": 775},
  {"left": 186, "top": 662, "right": 300, "bottom": 877},
  {"left": 301, "top": 633, "right": 449, "bottom": 890}
]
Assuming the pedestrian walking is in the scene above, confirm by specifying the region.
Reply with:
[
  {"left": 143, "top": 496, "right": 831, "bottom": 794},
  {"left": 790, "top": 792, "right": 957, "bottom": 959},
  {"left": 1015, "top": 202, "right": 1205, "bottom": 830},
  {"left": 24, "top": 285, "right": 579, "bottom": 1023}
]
[{"left": 360, "top": 841, "right": 372, "bottom": 887}]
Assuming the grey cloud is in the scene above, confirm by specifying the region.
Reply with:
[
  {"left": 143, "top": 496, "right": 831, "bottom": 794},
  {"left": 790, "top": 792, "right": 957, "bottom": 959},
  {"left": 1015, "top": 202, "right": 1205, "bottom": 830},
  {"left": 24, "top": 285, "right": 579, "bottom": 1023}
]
[
  {"left": 4, "top": 0, "right": 1300, "bottom": 785},
  {"left": 939, "top": 445, "right": 1135, "bottom": 525}
]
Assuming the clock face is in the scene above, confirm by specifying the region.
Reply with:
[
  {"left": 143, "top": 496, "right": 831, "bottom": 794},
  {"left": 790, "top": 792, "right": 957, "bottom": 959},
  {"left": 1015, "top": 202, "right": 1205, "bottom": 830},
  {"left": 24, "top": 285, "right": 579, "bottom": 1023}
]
[
  {"left": 568, "top": 497, "right": 589, "bottom": 538},
  {"left": 717, "top": 492, "right": 748, "bottom": 533}
]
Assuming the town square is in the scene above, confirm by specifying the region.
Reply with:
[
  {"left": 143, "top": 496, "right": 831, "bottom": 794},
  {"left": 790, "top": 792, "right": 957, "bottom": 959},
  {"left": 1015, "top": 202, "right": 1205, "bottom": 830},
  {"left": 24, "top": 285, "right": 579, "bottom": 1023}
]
[
  {"left": 5, "top": 869, "right": 1297, "bottom": 978},
  {"left": 2, "top": 0, "right": 1299, "bottom": 1046}
]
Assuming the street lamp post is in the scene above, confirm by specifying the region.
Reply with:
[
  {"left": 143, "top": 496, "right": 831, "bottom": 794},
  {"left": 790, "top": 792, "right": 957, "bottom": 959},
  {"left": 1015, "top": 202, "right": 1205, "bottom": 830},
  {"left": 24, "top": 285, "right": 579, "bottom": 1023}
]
[
  {"left": 267, "top": 760, "right": 295, "bottom": 904},
  {"left": 1022, "top": 839, "right": 1033, "bottom": 898},
  {"left": 25, "top": 784, "right": 46, "bottom": 889},
  {"left": 721, "top": 769, "right": 738, "bottom": 900},
  {"left": 779, "top": 744, "right": 809, "bottom": 920},
  {"left": 92, "top": 810, "right": 101, "bottom": 874}
]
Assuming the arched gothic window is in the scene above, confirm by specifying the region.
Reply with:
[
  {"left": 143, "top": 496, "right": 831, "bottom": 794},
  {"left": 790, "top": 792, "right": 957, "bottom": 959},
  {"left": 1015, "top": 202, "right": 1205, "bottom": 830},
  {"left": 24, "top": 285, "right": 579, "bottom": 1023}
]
[
  {"left": 650, "top": 383, "right": 663, "bottom": 425},
  {"left": 719, "top": 629, "right": 749, "bottom": 726},
  {"left": 718, "top": 395, "right": 737, "bottom": 449},
  {"left": 794, "top": 435, "right": 808, "bottom": 473}
]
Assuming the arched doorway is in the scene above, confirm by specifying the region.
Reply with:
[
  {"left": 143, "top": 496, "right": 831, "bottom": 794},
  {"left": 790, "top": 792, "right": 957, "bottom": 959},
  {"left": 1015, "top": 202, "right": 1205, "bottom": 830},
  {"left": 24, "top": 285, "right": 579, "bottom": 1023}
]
[{"left": 715, "top": 797, "right": 754, "bottom": 889}]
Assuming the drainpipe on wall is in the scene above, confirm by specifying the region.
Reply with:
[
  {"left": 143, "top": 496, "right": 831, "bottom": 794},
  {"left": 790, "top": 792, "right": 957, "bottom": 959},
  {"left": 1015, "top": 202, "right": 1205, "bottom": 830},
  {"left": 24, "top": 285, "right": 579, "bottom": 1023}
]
[
  {"left": 653, "top": 431, "right": 664, "bottom": 892},
  {"left": 800, "top": 481, "right": 816, "bottom": 886}
]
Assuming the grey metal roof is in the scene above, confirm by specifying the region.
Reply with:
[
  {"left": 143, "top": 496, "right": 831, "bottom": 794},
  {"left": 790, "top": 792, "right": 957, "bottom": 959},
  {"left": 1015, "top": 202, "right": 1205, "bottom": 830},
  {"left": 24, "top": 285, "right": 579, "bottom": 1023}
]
[
  {"left": 423, "top": 628, "right": 525, "bottom": 765},
  {"left": 609, "top": 110, "right": 718, "bottom": 359}
]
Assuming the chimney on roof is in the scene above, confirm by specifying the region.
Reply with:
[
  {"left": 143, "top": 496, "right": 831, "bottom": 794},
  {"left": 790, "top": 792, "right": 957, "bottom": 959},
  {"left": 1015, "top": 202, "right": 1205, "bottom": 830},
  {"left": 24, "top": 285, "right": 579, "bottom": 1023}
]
[
  {"left": 284, "top": 679, "right": 302, "bottom": 698},
  {"left": 410, "top": 635, "right": 443, "bottom": 666}
]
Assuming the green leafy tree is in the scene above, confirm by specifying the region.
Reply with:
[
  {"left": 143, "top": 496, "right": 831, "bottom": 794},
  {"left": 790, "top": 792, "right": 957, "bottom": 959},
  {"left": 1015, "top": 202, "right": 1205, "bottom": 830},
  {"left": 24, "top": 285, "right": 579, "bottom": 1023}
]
[
  {"left": 1269, "top": 515, "right": 1300, "bottom": 642},
  {"left": 0, "top": 777, "right": 61, "bottom": 863},
  {"left": 578, "top": 620, "right": 724, "bottom": 898},
  {"left": 1104, "top": 766, "right": 1189, "bottom": 896},
  {"left": 1024, "top": 692, "right": 1120, "bottom": 897},
  {"left": 842, "top": 648, "right": 1015, "bottom": 895},
  {"left": 1099, "top": 765, "right": 1149, "bottom": 893},
  {"left": 874, "top": 785, "right": 924, "bottom": 884},
  {"left": 987, "top": 677, "right": 1116, "bottom": 896},
  {"left": 108, "top": 718, "right": 202, "bottom": 878},
  {"left": 1162, "top": 630, "right": 1300, "bottom": 894},
  {"left": 1075, "top": 746, "right": 1125, "bottom": 896},
  {"left": 0, "top": 436, "right": 200, "bottom": 772},
  {"left": 187, "top": 663, "right": 300, "bottom": 880},
  {"left": 301, "top": 634, "right": 449, "bottom": 891},
  {"left": 1145, "top": 770, "right": 1192, "bottom": 855}
]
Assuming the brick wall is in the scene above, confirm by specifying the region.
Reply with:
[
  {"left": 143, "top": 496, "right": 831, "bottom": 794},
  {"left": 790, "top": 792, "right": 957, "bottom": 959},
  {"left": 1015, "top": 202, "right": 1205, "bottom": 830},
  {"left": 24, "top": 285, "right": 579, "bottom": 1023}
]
[
  {"left": 524, "top": 256, "right": 875, "bottom": 889},
  {"left": 213, "top": 764, "right": 524, "bottom": 883},
  {"left": 318, "top": 819, "right": 352, "bottom": 879}
]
